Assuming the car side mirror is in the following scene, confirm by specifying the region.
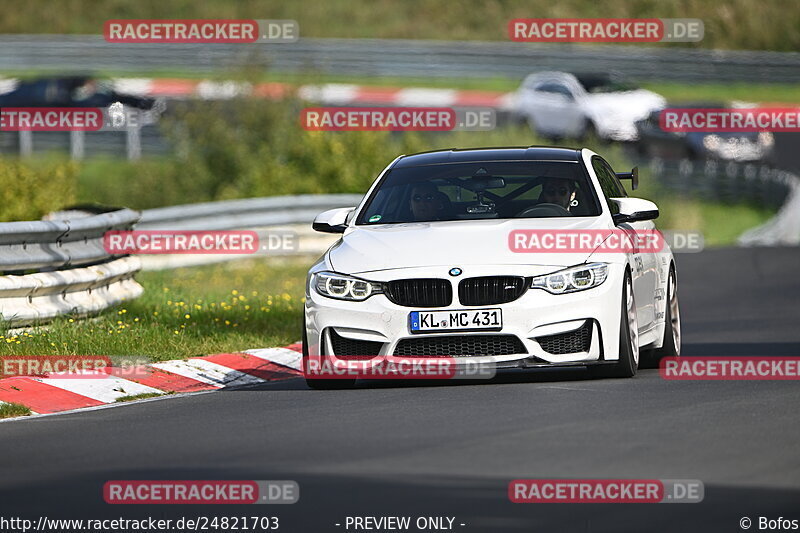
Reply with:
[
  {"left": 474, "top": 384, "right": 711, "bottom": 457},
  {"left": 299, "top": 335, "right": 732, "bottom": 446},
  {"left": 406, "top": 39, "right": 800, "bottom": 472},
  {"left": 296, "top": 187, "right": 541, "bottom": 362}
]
[
  {"left": 312, "top": 207, "right": 354, "bottom": 234},
  {"left": 615, "top": 166, "right": 639, "bottom": 190},
  {"left": 610, "top": 197, "right": 659, "bottom": 225}
]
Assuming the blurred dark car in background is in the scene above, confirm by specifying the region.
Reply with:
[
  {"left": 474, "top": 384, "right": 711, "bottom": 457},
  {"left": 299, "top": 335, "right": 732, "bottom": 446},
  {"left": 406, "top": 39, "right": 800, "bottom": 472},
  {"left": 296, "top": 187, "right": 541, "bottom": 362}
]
[
  {"left": 634, "top": 103, "right": 775, "bottom": 164},
  {"left": 0, "top": 75, "right": 157, "bottom": 110}
]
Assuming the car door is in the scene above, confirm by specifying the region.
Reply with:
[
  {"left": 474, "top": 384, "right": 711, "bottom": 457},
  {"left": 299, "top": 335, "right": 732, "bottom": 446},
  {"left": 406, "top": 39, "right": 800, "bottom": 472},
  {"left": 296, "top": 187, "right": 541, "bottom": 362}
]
[{"left": 592, "top": 157, "right": 657, "bottom": 333}]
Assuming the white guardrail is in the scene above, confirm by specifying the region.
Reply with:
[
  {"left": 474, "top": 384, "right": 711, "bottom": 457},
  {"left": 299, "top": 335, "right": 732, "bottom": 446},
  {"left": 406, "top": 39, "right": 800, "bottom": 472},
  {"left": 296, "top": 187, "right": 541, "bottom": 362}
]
[
  {"left": 0, "top": 195, "right": 361, "bottom": 328},
  {"left": 738, "top": 171, "right": 800, "bottom": 246},
  {"left": 2, "top": 35, "right": 799, "bottom": 83},
  {"left": 0, "top": 208, "right": 142, "bottom": 328}
]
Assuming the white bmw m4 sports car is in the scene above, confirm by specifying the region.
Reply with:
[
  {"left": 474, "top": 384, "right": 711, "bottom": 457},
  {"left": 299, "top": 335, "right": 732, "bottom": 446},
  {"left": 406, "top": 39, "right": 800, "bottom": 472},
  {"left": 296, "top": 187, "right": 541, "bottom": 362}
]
[{"left": 303, "top": 147, "right": 680, "bottom": 388}]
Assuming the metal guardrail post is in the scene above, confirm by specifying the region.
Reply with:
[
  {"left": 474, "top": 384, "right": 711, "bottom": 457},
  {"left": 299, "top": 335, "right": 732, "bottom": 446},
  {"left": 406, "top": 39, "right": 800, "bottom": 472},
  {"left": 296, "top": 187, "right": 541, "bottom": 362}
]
[
  {"left": 70, "top": 130, "right": 85, "bottom": 160},
  {"left": 18, "top": 130, "right": 32, "bottom": 157},
  {"left": 126, "top": 110, "right": 142, "bottom": 160}
]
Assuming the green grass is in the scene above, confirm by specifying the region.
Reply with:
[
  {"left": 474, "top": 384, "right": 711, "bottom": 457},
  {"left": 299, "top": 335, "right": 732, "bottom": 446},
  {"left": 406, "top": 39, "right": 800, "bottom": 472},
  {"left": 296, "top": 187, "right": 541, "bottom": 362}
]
[
  {"left": 637, "top": 193, "right": 775, "bottom": 247},
  {"left": 114, "top": 392, "right": 167, "bottom": 403},
  {"left": 1, "top": 0, "right": 798, "bottom": 51},
  {"left": 0, "top": 402, "right": 32, "bottom": 419},
  {"left": 639, "top": 82, "right": 800, "bottom": 105}
]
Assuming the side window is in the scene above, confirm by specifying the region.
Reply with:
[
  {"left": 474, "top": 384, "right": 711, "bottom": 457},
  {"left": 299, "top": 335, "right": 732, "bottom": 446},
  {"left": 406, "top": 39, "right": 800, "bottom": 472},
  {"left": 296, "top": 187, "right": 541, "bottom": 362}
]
[
  {"left": 591, "top": 157, "right": 627, "bottom": 213},
  {"left": 535, "top": 83, "right": 574, "bottom": 100}
]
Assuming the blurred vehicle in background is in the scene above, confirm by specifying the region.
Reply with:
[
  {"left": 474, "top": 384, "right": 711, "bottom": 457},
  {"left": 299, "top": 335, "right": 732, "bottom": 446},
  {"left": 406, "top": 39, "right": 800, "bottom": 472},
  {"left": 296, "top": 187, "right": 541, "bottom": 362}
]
[
  {"left": 513, "top": 71, "right": 665, "bottom": 142},
  {"left": 634, "top": 104, "right": 775, "bottom": 163},
  {"left": 0, "top": 75, "right": 160, "bottom": 111}
]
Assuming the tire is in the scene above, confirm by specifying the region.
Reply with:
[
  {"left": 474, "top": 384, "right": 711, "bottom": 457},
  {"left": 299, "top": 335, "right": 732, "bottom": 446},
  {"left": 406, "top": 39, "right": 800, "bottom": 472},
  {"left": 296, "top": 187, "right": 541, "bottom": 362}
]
[
  {"left": 302, "top": 319, "right": 357, "bottom": 390},
  {"left": 640, "top": 266, "right": 681, "bottom": 369},
  {"left": 590, "top": 271, "right": 639, "bottom": 379}
]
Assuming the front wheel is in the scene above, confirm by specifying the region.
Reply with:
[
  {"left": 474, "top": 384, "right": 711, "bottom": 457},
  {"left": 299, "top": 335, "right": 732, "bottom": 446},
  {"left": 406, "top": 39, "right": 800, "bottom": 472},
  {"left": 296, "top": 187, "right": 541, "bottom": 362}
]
[
  {"left": 640, "top": 266, "right": 681, "bottom": 368},
  {"left": 590, "top": 271, "right": 639, "bottom": 379}
]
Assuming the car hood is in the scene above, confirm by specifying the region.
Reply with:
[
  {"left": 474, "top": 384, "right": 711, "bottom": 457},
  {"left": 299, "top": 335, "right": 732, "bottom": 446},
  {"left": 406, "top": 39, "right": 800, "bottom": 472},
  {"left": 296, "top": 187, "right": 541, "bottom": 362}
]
[
  {"left": 328, "top": 217, "right": 612, "bottom": 274},
  {"left": 585, "top": 89, "right": 666, "bottom": 119}
]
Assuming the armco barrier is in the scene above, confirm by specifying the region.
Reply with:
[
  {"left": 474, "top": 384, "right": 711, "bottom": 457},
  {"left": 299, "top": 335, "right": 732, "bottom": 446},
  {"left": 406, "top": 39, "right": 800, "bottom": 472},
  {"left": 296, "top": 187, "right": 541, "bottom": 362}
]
[
  {"left": 638, "top": 157, "right": 800, "bottom": 245},
  {"left": 0, "top": 195, "right": 362, "bottom": 327},
  {"left": 0, "top": 257, "right": 143, "bottom": 327},
  {"left": 0, "top": 209, "right": 142, "bottom": 328},
  {"left": 642, "top": 158, "right": 793, "bottom": 209},
  {"left": 0, "top": 35, "right": 798, "bottom": 83},
  {"left": 0, "top": 208, "right": 140, "bottom": 272},
  {"left": 135, "top": 194, "right": 362, "bottom": 270},
  {"left": 136, "top": 194, "right": 363, "bottom": 231},
  {"left": 739, "top": 172, "right": 800, "bottom": 246}
]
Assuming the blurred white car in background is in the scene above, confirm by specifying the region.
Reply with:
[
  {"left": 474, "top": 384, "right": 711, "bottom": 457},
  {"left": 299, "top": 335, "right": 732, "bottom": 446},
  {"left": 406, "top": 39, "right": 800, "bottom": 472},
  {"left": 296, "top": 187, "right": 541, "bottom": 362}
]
[{"left": 514, "top": 72, "right": 666, "bottom": 142}]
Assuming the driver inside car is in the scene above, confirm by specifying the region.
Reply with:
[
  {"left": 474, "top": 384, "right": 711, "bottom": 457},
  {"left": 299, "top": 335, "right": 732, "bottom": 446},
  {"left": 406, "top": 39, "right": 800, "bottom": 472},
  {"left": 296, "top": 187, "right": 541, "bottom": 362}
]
[
  {"left": 409, "top": 183, "right": 451, "bottom": 221},
  {"left": 539, "top": 177, "right": 577, "bottom": 211}
]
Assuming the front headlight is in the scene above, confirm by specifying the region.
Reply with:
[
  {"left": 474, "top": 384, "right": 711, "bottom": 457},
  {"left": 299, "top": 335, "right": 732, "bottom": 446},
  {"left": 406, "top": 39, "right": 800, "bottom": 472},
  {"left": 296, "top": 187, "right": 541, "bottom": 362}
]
[
  {"left": 313, "top": 271, "right": 383, "bottom": 301},
  {"left": 531, "top": 263, "right": 608, "bottom": 294},
  {"left": 702, "top": 134, "right": 722, "bottom": 151}
]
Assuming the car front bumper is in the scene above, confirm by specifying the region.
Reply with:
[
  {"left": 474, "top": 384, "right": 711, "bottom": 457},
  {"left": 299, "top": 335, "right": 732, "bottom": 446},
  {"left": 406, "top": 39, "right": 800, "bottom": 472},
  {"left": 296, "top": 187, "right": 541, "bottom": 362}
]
[{"left": 304, "top": 264, "right": 626, "bottom": 369}]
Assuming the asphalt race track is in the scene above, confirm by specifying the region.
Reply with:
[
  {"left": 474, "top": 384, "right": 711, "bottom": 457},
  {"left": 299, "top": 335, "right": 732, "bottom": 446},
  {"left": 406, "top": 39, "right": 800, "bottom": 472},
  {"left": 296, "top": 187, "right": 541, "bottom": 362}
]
[{"left": 1, "top": 247, "right": 799, "bottom": 533}]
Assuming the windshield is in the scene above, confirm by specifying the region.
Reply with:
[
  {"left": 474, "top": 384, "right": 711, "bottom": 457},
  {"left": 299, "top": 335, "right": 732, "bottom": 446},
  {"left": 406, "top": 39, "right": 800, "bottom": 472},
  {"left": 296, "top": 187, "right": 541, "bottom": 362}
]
[
  {"left": 577, "top": 74, "right": 639, "bottom": 93},
  {"left": 357, "top": 160, "right": 601, "bottom": 224}
]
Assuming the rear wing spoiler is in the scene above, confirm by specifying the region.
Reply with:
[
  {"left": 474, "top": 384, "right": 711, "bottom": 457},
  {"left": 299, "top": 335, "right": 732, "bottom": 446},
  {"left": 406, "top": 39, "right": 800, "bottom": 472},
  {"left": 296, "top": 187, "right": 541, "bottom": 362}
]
[{"left": 615, "top": 166, "right": 639, "bottom": 190}]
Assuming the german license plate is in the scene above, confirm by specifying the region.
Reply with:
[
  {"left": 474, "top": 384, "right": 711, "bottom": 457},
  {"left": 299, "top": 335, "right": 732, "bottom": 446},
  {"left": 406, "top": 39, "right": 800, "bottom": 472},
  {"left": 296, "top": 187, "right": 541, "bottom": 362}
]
[{"left": 409, "top": 308, "right": 502, "bottom": 333}]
